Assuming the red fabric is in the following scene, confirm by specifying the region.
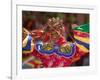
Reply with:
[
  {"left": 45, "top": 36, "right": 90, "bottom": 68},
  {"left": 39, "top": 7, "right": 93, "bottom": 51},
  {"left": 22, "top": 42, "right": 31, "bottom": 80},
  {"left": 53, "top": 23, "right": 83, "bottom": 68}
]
[
  {"left": 43, "top": 33, "right": 51, "bottom": 42},
  {"left": 56, "top": 37, "right": 67, "bottom": 46},
  {"left": 73, "top": 30, "right": 89, "bottom": 38}
]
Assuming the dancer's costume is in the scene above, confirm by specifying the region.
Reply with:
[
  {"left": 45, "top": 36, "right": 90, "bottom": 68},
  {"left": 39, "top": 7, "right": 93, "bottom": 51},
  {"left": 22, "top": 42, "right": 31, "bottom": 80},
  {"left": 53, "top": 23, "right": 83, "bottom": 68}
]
[{"left": 22, "top": 23, "right": 89, "bottom": 68}]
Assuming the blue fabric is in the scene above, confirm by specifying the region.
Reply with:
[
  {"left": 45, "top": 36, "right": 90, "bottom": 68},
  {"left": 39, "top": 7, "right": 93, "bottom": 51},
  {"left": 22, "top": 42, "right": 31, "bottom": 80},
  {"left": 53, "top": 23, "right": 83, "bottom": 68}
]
[
  {"left": 22, "top": 35, "right": 32, "bottom": 51},
  {"left": 35, "top": 41, "right": 76, "bottom": 58},
  {"left": 75, "top": 39, "right": 89, "bottom": 50}
]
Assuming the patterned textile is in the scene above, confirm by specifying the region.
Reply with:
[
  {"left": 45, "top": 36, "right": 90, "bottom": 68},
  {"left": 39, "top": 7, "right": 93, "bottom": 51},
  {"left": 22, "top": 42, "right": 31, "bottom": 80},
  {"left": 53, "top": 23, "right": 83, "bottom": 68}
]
[
  {"left": 22, "top": 23, "right": 89, "bottom": 68},
  {"left": 73, "top": 23, "right": 89, "bottom": 55}
]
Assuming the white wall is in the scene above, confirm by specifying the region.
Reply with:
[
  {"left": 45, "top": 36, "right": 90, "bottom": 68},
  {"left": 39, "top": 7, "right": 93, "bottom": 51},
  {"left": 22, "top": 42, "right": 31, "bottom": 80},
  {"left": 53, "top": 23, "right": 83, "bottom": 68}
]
[{"left": 0, "top": 0, "right": 99, "bottom": 80}]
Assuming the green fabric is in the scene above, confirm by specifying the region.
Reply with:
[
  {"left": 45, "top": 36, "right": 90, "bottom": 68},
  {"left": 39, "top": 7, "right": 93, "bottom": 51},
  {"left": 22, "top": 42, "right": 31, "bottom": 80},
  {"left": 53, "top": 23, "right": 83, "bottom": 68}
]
[{"left": 73, "top": 23, "right": 89, "bottom": 33}]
